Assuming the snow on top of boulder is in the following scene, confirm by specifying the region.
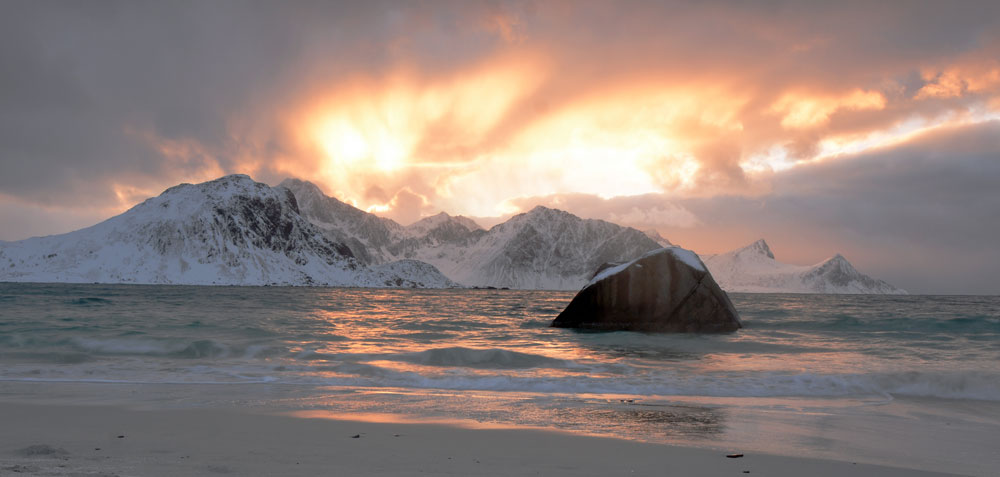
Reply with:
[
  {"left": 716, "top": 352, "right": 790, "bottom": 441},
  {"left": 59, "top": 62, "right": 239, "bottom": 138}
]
[
  {"left": 586, "top": 246, "right": 705, "bottom": 287},
  {"left": 587, "top": 261, "right": 633, "bottom": 286},
  {"left": 665, "top": 247, "right": 706, "bottom": 272}
]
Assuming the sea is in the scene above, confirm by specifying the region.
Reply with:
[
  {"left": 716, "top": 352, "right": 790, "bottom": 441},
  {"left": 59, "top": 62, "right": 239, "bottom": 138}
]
[{"left": 1, "top": 283, "right": 998, "bottom": 475}]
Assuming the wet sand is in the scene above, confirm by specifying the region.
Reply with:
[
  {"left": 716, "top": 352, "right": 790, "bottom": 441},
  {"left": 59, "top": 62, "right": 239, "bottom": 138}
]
[{"left": 0, "top": 402, "right": 966, "bottom": 477}]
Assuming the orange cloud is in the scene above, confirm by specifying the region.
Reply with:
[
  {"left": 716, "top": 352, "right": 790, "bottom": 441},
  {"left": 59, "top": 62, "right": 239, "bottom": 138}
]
[
  {"left": 114, "top": 3, "right": 1000, "bottom": 224},
  {"left": 770, "top": 89, "right": 887, "bottom": 129},
  {"left": 916, "top": 61, "right": 1000, "bottom": 100}
]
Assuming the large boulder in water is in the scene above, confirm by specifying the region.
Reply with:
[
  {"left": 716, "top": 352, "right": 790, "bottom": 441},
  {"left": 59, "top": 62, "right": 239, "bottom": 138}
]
[{"left": 551, "top": 247, "right": 741, "bottom": 333}]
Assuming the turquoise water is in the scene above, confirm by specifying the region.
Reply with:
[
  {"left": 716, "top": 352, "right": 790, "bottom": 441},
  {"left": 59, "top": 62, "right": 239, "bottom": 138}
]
[{"left": 1, "top": 283, "right": 999, "bottom": 474}]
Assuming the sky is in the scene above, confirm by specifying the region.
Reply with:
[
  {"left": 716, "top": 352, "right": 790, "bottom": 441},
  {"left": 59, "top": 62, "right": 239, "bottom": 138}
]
[{"left": 1, "top": 1, "right": 999, "bottom": 294}]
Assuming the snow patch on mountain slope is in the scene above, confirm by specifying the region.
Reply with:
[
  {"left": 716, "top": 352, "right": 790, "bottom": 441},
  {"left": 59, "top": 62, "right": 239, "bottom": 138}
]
[
  {"left": 274, "top": 178, "right": 904, "bottom": 293},
  {"left": 282, "top": 180, "right": 664, "bottom": 290},
  {"left": 406, "top": 206, "right": 664, "bottom": 289},
  {"left": 702, "top": 239, "right": 906, "bottom": 294},
  {"left": 0, "top": 175, "right": 455, "bottom": 287},
  {"left": 278, "top": 178, "right": 404, "bottom": 266},
  {"left": 370, "top": 259, "right": 458, "bottom": 288}
]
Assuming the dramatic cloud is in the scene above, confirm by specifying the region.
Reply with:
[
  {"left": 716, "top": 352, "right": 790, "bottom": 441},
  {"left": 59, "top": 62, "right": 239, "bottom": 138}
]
[
  {"left": 506, "top": 121, "right": 1000, "bottom": 294},
  {"left": 2, "top": 1, "right": 999, "bottom": 293}
]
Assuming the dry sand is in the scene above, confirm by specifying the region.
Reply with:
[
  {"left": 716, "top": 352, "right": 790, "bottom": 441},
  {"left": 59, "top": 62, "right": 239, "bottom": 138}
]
[{"left": 0, "top": 402, "right": 965, "bottom": 477}]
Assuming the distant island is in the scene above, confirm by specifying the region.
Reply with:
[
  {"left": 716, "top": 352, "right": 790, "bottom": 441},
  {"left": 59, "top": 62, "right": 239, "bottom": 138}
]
[{"left": 0, "top": 174, "right": 904, "bottom": 293}]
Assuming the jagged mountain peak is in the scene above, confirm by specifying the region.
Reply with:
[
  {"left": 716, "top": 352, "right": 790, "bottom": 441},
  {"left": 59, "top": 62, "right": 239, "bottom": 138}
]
[
  {"left": 161, "top": 174, "right": 278, "bottom": 202},
  {"left": 171, "top": 173, "right": 255, "bottom": 189},
  {"left": 812, "top": 253, "right": 857, "bottom": 274},
  {"left": 735, "top": 239, "right": 774, "bottom": 259},
  {"left": 524, "top": 205, "right": 572, "bottom": 218},
  {"left": 703, "top": 240, "right": 905, "bottom": 294},
  {"left": 277, "top": 178, "right": 353, "bottom": 213},
  {"left": 499, "top": 206, "right": 605, "bottom": 236},
  {"left": 277, "top": 177, "right": 324, "bottom": 198},
  {"left": 127, "top": 174, "right": 303, "bottom": 227},
  {"left": 498, "top": 206, "right": 572, "bottom": 228},
  {"left": 406, "top": 212, "right": 482, "bottom": 235},
  {"left": 799, "top": 252, "right": 902, "bottom": 293},
  {"left": 275, "top": 182, "right": 665, "bottom": 289},
  {"left": 0, "top": 175, "right": 457, "bottom": 287}
]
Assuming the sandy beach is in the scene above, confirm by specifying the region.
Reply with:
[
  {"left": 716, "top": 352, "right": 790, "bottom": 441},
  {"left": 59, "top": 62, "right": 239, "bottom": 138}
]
[{"left": 0, "top": 400, "right": 965, "bottom": 477}]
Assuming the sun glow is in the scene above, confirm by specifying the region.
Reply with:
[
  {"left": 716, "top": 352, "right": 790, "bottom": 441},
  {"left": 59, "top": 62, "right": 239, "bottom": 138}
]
[
  {"left": 318, "top": 120, "right": 369, "bottom": 165},
  {"left": 293, "top": 75, "right": 764, "bottom": 217},
  {"left": 313, "top": 103, "right": 415, "bottom": 173},
  {"left": 280, "top": 49, "right": 1000, "bottom": 221}
]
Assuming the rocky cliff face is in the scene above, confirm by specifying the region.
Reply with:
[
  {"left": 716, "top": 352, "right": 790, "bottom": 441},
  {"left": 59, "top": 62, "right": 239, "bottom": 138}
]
[{"left": 278, "top": 178, "right": 404, "bottom": 265}]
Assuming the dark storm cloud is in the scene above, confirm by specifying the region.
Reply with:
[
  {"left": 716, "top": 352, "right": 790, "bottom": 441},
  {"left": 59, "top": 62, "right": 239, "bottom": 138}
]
[
  {"left": 0, "top": 0, "right": 530, "bottom": 206},
  {"left": 1, "top": 1, "right": 293, "bottom": 204}
]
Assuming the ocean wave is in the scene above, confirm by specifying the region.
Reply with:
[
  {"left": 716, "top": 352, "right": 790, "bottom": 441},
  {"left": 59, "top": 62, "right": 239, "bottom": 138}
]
[
  {"left": 69, "top": 337, "right": 233, "bottom": 358},
  {"left": 387, "top": 347, "right": 571, "bottom": 369},
  {"left": 5, "top": 348, "right": 997, "bottom": 402},
  {"left": 289, "top": 366, "right": 1000, "bottom": 402}
]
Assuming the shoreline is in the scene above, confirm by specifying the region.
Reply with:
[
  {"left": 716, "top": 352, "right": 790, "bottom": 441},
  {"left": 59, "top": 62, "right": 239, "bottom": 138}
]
[{"left": 0, "top": 401, "right": 966, "bottom": 477}]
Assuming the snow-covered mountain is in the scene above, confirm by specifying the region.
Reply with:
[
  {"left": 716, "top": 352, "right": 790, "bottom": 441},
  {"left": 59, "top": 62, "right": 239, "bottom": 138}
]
[
  {"left": 417, "top": 206, "right": 664, "bottom": 289},
  {"left": 2, "top": 174, "right": 903, "bottom": 293},
  {"left": 0, "top": 175, "right": 456, "bottom": 287},
  {"left": 279, "top": 179, "right": 487, "bottom": 266},
  {"left": 701, "top": 239, "right": 906, "bottom": 294},
  {"left": 277, "top": 178, "right": 405, "bottom": 265},
  {"left": 282, "top": 179, "right": 663, "bottom": 289},
  {"left": 404, "top": 212, "right": 482, "bottom": 238}
]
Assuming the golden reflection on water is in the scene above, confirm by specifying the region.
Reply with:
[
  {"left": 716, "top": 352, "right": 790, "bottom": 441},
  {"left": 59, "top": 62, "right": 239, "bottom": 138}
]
[
  {"left": 286, "top": 288, "right": 594, "bottom": 361},
  {"left": 290, "top": 388, "right": 729, "bottom": 441},
  {"left": 278, "top": 288, "right": 901, "bottom": 385}
]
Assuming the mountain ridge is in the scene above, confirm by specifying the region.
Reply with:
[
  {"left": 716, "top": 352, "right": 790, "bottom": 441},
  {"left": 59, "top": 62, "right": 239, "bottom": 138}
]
[
  {"left": 701, "top": 239, "right": 906, "bottom": 294},
  {"left": 1, "top": 175, "right": 906, "bottom": 293},
  {"left": 0, "top": 175, "right": 456, "bottom": 287},
  {"left": 282, "top": 180, "right": 664, "bottom": 289}
]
